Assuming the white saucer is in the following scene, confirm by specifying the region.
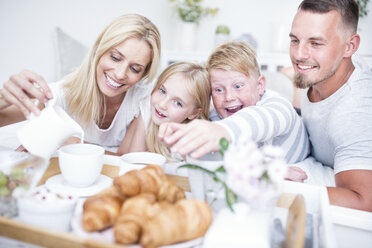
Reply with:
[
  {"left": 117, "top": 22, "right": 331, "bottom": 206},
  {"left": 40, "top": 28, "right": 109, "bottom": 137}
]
[{"left": 45, "top": 174, "right": 112, "bottom": 197}]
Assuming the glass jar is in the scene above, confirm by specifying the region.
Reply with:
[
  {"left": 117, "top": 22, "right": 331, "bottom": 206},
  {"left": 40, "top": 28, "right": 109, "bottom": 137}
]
[{"left": 0, "top": 147, "right": 49, "bottom": 218}]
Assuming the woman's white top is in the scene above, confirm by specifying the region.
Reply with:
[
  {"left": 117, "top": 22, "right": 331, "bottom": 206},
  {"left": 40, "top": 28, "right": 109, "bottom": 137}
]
[{"left": 49, "top": 80, "right": 151, "bottom": 152}]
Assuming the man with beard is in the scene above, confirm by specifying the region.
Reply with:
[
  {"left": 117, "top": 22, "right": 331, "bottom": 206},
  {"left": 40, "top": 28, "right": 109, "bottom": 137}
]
[
  {"left": 160, "top": 0, "right": 372, "bottom": 212},
  {"left": 289, "top": 0, "right": 372, "bottom": 211}
]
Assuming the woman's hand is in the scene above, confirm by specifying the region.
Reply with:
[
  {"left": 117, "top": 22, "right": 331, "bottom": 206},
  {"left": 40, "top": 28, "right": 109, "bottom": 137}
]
[
  {"left": 1, "top": 70, "right": 53, "bottom": 118},
  {"left": 61, "top": 136, "right": 82, "bottom": 147}
]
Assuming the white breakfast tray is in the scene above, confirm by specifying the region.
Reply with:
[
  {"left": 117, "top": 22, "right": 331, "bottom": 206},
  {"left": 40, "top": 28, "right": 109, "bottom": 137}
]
[
  {"left": 202, "top": 181, "right": 335, "bottom": 248},
  {"left": 280, "top": 181, "right": 335, "bottom": 248},
  {"left": 330, "top": 205, "right": 372, "bottom": 248}
]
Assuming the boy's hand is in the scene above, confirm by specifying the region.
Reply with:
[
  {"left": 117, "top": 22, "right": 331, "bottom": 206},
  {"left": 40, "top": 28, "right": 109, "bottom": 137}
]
[
  {"left": 159, "top": 119, "right": 231, "bottom": 159},
  {"left": 285, "top": 166, "right": 308, "bottom": 182}
]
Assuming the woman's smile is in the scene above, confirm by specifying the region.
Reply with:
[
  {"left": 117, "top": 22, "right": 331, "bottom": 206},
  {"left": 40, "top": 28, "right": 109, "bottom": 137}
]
[{"left": 105, "top": 73, "right": 125, "bottom": 89}]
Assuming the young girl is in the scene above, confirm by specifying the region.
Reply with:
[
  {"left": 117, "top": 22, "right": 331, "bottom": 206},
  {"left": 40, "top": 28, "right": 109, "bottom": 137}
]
[{"left": 118, "top": 61, "right": 211, "bottom": 161}]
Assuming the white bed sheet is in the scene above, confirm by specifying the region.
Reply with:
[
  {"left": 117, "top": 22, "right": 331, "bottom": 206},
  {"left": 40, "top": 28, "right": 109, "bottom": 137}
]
[{"left": 0, "top": 121, "right": 26, "bottom": 150}]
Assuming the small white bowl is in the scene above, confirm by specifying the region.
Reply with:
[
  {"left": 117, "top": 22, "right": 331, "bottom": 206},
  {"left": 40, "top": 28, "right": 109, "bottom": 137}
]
[
  {"left": 119, "top": 152, "right": 167, "bottom": 175},
  {"left": 16, "top": 186, "right": 78, "bottom": 232}
]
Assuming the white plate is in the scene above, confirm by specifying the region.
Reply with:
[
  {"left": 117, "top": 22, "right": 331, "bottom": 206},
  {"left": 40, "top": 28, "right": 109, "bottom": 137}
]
[
  {"left": 71, "top": 205, "right": 203, "bottom": 248},
  {"left": 119, "top": 152, "right": 167, "bottom": 176},
  {"left": 45, "top": 174, "right": 112, "bottom": 197}
]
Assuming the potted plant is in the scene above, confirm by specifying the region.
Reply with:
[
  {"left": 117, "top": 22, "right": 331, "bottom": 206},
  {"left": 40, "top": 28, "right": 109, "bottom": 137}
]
[
  {"left": 216, "top": 25, "right": 230, "bottom": 35},
  {"left": 215, "top": 25, "right": 231, "bottom": 46},
  {"left": 169, "top": 0, "right": 219, "bottom": 24},
  {"left": 356, "top": 0, "right": 370, "bottom": 18},
  {"left": 169, "top": 0, "right": 218, "bottom": 50}
]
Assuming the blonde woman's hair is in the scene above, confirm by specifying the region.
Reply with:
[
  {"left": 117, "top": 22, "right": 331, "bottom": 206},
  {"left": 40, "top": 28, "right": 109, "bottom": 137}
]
[
  {"left": 62, "top": 13, "right": 161, "bottom": 128},
  {"left": 207, "top": 41, "right": 260, "bottom": 79},
  {"left": 146, "top": 61, "right": 211, "bottom": 161}
]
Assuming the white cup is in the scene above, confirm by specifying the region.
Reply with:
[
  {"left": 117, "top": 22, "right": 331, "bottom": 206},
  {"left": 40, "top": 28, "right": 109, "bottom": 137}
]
[
  {"left": 59, "top": 144, "right": 104, "bottom": 187},
  {"left": 119, "top": 152, "right": 167, "bottom": 175},
  {"left": 17, "top": 104, "right": 83, "bottom": 159}
]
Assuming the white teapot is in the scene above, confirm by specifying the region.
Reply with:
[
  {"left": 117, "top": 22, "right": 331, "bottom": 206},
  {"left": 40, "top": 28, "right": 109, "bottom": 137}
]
[{"left": 16, "top": 96, "right": 83, "bottom": 159}]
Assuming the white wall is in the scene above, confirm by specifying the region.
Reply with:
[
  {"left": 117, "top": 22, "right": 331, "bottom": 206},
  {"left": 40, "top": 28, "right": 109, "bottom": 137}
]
[{"left": 0, "top": 0, "right": 371, "bottom": 87}]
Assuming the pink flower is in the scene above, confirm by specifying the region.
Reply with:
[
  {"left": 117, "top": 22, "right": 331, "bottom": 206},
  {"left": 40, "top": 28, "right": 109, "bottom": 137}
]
[{"left": 224, "top": 135, "right": 287, "bottom": 205}]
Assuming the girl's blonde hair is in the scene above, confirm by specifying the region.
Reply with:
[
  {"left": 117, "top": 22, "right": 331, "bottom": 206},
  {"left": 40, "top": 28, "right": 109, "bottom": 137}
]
[
  {"left": 62, "top": 14, "right": 161, "bottom": 128},
  {"left": 146, "top": 61, "right": 211, "bottom": 161},
  {"left": 207, "top": 41, "right": 260, "bottom": 79}
]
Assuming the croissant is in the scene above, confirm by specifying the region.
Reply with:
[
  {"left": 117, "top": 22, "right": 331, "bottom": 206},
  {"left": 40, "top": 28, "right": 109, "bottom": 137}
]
[
  {"left": 114, "top": 193, "right": 156, "bottom": 244},
  {"left": 140, "top": 199, "right": 213, "bottom": 248},
  {"left": 82, "top": 186, "right": 126, "bottom": 232},
  {"left": 113, "top": 165, "right": 185, "bottom": 202},
  {"left": 157, "top": 176, "right": 186, "bottom": 203}
]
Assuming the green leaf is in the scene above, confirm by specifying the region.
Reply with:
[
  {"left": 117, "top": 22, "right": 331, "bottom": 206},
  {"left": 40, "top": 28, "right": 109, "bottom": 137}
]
[
  {"left": 219, "top": 137, "right": 229, "bottom": 157},
  {"left": 179, "top": 159, "right": 238, "bottom": 212},
  {"left": 261, "top": 170, "right": 270, "bottom": 182},
  {"left": 170, "top": 0, "right": 219, "bottom": 23},
  {"left": 216, "top": 25, "right": 230, "bottom": 34},
  {"left": 224, "top": 184, "right": 238, "bottom": 211},
  {"left": 215, "top": 166, "right": 226, "bottom": 173},
  {"left": 178, "top": 164, "right": 216, "bottom": 177},
  {"left": 356, "top": 0, "right": 369, "bottom": 18}
]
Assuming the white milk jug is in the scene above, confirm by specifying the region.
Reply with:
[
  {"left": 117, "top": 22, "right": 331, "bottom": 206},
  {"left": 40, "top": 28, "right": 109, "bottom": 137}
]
[{"left": 16, "top": 98, "right": 83, "bottom": 159}]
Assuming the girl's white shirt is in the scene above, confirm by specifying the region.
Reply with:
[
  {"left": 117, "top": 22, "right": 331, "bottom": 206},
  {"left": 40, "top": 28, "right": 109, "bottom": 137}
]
[{"left": 139, "top": 94, "right": 152, "bottom": 132}]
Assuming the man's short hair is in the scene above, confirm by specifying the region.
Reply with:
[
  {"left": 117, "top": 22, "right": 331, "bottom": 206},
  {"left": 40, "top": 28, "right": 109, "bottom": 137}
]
[{"left": 298, "top": 0, "right": 359, "bottom": 33}]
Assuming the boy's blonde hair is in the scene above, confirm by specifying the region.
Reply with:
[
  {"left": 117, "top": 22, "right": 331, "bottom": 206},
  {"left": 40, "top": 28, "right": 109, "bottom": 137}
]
[
  {"left": 146, "top": 61, "right": 211, "bottom": 161},
  {"left": 62, "top": 14, "right": 161, "bottom": 128},
  {"left": 207, "top": 41, "right": 260, "bottom": 79}
]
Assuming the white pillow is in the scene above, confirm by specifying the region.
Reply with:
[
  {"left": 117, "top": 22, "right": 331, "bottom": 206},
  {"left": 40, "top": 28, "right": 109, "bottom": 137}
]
[
  {"left": 54, "top": 27, "right": 88, "bottom": 78},
  {"left": 263, "top": 71, "right": 294, "bottom": 103}
]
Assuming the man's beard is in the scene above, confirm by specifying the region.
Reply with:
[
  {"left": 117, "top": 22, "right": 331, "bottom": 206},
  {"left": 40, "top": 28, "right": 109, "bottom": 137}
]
[
  {"left": 294, "top": 67, "right": 337, "bottom": 89},
  {"left": 294, "top": 73, "right": 311, "bottom": 89}
]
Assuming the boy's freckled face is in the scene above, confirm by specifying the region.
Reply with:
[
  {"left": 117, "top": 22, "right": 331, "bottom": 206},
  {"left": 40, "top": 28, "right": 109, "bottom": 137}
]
[{"left": 210, "top": 69, "right": 262, "bottom": 118}]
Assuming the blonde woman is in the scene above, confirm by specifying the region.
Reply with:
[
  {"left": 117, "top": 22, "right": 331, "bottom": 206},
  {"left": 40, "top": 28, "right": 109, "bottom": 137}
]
[
  {"left": 119, "top": 61, "right": 211, "bottom": 161},
  {"left": 0, "top": 14, "right": 161, "bottom": 153}
]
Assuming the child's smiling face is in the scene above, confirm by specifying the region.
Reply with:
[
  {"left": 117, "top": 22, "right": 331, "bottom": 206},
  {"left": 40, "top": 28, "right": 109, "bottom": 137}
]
[{"left": 151, "top": 73, "right": 201, "bottom": 125}]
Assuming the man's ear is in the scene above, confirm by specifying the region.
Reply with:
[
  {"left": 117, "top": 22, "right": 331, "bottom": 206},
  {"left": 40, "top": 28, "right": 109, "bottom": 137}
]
[
  {"left": 344, "top": 34, "right": 360, "bottom": 58},
  {"left": 257, "top": 75, "right": 266, "bottom": 96},
  {"left": 187, "top": 108, "right": 202, "bottom": 121}
]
